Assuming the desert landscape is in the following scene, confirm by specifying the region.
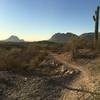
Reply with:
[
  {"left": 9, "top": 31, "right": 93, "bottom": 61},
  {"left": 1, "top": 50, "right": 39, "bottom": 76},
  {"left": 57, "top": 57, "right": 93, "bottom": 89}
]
[
  {"left": 0, "top": 31, "right": 100, "bottom": 100},
  {"left": 0, "top": 0, "right": 100, "bottom": 100}
]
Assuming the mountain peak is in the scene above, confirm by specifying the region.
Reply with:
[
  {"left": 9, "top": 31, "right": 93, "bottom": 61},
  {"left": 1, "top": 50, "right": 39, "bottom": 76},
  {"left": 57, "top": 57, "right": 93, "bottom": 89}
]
[
  {"left": 49, "top": 32, "right": 78, "bottom": 43},
  {"left": 5, "top": 35, "right": 24, "bottom": 42}
]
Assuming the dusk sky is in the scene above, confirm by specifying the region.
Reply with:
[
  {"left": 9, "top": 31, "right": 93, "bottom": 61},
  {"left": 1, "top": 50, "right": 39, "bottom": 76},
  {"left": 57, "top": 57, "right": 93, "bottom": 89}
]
[{"left": 0, "top": 0, "right": 100, "bottom": 41}]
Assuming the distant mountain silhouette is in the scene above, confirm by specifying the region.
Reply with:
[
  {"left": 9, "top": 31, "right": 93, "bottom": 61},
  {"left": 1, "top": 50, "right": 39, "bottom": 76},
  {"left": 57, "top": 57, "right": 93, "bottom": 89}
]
[
  {"left": 5, "top": 35, "right": 24, "bottom": 42},
  {"left": 49, "top": 32, "right": 78, "bottom": 43}
]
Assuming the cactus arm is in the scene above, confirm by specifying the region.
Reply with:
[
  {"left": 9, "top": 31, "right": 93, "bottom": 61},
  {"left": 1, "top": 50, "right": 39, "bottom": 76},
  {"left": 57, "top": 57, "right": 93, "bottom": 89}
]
[{"left": 93, "top": 15, "right": 96, "bottom": 21}]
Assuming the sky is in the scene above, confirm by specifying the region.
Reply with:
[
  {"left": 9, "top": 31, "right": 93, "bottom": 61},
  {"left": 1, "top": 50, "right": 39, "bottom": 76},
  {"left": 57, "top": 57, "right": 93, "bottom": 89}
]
[{"left": 0, "top": 0, "right": 100, "bottom": 41}]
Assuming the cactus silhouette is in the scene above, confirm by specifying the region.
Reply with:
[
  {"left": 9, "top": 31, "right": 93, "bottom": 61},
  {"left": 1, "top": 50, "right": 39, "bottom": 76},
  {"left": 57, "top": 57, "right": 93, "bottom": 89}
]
[{"left": 93, "top": 6, "right": 100, "bottom": 49}]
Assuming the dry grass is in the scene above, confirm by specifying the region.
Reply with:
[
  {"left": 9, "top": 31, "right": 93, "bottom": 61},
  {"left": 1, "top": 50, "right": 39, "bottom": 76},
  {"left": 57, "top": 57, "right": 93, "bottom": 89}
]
[{"left": 0, "top": 46, "right": 48, "bottom": 71}]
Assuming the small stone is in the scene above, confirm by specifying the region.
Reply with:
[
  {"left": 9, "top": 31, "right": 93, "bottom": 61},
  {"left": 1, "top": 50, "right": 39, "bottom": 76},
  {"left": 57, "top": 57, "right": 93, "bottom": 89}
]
[{"left": 24, "top": 77, "right": 28, "bottom": 81}]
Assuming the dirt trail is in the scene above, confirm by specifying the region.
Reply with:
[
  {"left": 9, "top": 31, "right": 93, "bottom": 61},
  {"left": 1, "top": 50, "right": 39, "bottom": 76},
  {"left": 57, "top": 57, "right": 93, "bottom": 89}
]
[
  {"left": 51, "top": 52, "right": 96, "bottom": 99},
  {"left": 0, "top": 52, "right": 99, "bottom": 100},
  {"left": 0, "top": 53, "right": 84, "bottom": 100},
  {"left": 52, "top": 53, "right": 91, "bottom": 83}
]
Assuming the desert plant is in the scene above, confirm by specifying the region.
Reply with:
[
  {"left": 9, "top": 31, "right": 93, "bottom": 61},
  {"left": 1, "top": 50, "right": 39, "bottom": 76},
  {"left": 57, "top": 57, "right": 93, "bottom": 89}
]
[
  {"left": 0, "top": 47, "right": 48, "bottom": 71},
  {"left": 93, "top": 6, "right": 100, "bottom": 49}
]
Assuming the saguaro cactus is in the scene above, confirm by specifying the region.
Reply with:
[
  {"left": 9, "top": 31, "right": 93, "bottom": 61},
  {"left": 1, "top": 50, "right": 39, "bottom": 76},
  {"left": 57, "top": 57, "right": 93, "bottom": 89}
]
[{"left": 93, "top": 6, "right": 100, "bottom": 49}]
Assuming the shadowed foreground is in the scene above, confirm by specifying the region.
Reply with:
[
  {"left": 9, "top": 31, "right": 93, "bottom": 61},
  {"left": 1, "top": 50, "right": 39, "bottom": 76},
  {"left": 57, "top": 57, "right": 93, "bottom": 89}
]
[{"left": 0, "top": 68, "right": 80, "bottom": 100}]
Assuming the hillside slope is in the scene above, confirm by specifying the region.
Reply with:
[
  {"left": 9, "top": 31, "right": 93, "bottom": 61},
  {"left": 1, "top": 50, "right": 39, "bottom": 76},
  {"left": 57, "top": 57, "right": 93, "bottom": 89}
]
[{"left": 49, "top": 33, "right": 78, "bottom": 43}]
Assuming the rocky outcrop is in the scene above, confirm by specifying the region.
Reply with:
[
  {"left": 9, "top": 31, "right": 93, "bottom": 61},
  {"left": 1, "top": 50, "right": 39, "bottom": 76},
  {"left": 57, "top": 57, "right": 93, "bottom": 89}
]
[
  {"left": 49, "top": 32, "right": 96, "bottom": 44},
  {"left": 49, "top": 33, "right": 78, "bottom": 43},
  {"left": 79, "top": 33, "right": 94, "bottom": 41}
]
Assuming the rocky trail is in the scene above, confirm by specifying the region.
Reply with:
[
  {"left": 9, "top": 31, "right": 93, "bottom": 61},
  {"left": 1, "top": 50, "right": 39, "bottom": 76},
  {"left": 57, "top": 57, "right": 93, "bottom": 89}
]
[
  {"left": 53, "top": 53, "right": 100, "bottom": 99},
  {"left": 0, "top": 52, "right": 99, "bottom": 100}
]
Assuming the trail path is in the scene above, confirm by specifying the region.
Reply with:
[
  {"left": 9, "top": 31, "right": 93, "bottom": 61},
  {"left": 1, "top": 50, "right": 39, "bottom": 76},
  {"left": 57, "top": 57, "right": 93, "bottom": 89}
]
[
  {"left": 51, "top": 52, "right": 97, "bottom": 99},
  {"left": 51, "top": 53, "right": 91, "bottom": 84},
  {"left": 54, "top": 53, "right": 93, "bottom": 85}
]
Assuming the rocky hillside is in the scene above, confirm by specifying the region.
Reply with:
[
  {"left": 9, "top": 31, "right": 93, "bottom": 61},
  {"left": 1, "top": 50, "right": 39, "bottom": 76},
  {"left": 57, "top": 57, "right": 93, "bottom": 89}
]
[
  {"left": 49, "top": 33, "right": 78, "bottom": 43},
  {"left": 49, "top": 32, "right": 95, "bottom": 43},
  {"left": 79, "top": 32, "right": 95, "bottom": 41},
  {"left": 5, "top": 35, "right": 24, "bottom": 42}
]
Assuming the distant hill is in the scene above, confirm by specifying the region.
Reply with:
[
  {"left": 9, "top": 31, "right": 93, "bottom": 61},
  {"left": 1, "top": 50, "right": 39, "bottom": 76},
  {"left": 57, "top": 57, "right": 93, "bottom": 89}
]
[
  {"left": 5, "top": 35, "right": 24, "bottom": 42},
  {"left": 79, "top": 32, "right": 95, "bottom": 41},
  {"left": 49, "top": 32, "right": 96, "bottom": 43},
  {"left": 49, "top": 32, "right": 78, "bottom": 43},
  {"left": 3, "top": 33, "right": 96, "bottom": 43}
]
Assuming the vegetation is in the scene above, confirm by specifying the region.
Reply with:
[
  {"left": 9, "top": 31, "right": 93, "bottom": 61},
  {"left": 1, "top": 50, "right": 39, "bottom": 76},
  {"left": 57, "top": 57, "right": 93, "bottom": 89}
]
[
  {"left": 0, "top": 40, "right": 65, "bottom": 72},
  {"left": 93, "top": 6, "right": 100, "bottom": 49},
  {"left": 0, "top": 45, "right": 48, "bottom": 71}
]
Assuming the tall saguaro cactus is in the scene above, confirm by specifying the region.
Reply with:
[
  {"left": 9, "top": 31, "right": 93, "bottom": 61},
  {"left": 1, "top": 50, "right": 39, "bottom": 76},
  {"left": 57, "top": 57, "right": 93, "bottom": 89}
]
[{"left": 93, "top": 6, "right": 100, "bottom": 49}]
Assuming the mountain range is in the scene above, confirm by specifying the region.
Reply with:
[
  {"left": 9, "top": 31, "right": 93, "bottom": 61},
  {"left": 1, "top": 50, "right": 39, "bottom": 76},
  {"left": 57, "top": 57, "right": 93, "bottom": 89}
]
[
  {"left": 2, "top": 32, "right": 95, "bottom": 43},
  {"left": 49, "top": 32, "right": 95, "bottom": 43}
]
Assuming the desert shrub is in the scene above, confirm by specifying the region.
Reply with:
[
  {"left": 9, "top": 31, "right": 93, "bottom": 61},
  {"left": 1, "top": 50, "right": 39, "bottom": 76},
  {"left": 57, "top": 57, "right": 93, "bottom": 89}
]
[
  {"left": 64, "top": 37, "right": 95, "bottom": 52},
  {"left": 64, "top": 37, "right": 97, "bottom": 60},
  {"left": 88, "top": 58, "right": 100, "bottom": 76},
  {"left": 64, "top": 38, "right": 78, "bottom": 51},
  {"left": 77, "top": 38, "right": 94, "bottom": 49},
  {"left": 29, "top": 50, "right": 48, "bottom": 70},
  {"left": 0, "top": 47, "right": 48, "bottom": 71},
  {"left": 72, "top": 49, "right": 97, "bottom": 59}
]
